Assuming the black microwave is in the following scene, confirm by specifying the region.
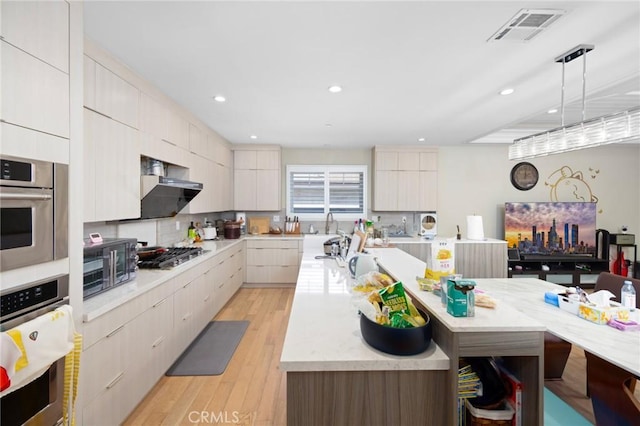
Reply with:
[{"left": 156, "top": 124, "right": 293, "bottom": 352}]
[{"left": 83, "top": 238, "right": 137, "bottom": 299}]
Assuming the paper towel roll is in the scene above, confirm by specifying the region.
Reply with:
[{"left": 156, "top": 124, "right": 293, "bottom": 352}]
[{"left": 466, "top": 215, "right": 485, "bottom": 240}]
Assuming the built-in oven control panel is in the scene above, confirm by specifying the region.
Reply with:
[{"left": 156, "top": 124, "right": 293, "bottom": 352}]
[{"left": 0, "top": 275, "right": 69, "bottom": 325}]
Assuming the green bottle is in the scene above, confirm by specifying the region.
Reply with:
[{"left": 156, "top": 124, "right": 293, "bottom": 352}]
[{"left": 188, "top": 221, "right": 197, "bottom": 240}]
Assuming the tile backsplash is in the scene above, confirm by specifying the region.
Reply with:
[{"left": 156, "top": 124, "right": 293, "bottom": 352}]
[{"left": 83, "top": 211, "right": 428, "bottom": 247}]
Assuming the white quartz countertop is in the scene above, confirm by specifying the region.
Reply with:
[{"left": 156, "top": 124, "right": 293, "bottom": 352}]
[
  {"left": 479, "top": 277, "right": 640, "bottom": 376},
  {"left": 370, "top": 247, "right": 546, "bottom": 333},
  {"left": 387, "top": 236, "right": 507, "bottom": 245},
  {"left": 280, "top": 235, "right": 450, "bottom": 372},
  {"left": 82, "top": 238, "right": 244, "bottom": 322}
]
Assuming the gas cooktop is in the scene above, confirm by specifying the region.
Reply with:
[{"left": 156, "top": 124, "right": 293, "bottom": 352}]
[{"left": 137, "top": 247, "right": 205, "bottom": 269}]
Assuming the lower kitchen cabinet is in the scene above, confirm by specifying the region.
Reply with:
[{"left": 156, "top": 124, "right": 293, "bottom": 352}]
[
  {"left": 245, "top": 239, "right": 302, "bottom": 284},
  {"left": 80, "top": 243, "right": 245, "bottom": 425}
]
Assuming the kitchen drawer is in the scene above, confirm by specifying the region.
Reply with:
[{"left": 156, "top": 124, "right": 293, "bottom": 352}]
[
  {"left": 246, "top": 239, "right": 299, "bottom": 249},
  {"left": 245, "top": 265, "right": 299, "bottom": 284},
  {"left": 81, "top": 364, "right": 139, "bottom": 426},
  {"left": 247, "top": 247, "right": 299, "bottom": 266},
  {"left": 269, "top": 265, "right": 299, "bottom": 284},
  {"left": 80, "top": 316, "right": 133, "bottom": 404},
  {"left": 83, "top": 276, "right": 175, "bottom": 349},
  {"left": 133, "top": 293, "right": 175, "bottom": 391}
]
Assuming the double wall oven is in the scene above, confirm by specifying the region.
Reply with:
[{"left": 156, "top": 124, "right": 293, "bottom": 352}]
[
  {"left": 0, "top": 274, "right": 69, "bottom": 426},
  {"left": 0, "top": 155, "right": 68, "bottom": 272}
]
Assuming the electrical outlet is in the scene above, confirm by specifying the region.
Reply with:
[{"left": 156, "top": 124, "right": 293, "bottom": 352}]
[
  {"left": 273, "top": 215, "right": 280, "bottom": 222},
  {"left": 175, "top": 221, "right": 180, "bottom": 231}
]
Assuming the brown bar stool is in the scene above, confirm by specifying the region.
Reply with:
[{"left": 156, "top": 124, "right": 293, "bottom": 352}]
[
  {"left": 585, "top": 351, "right": 640, "bottom": 426},
  {"left": 544, "top": 332, "right": 572, "bottom": 380}
]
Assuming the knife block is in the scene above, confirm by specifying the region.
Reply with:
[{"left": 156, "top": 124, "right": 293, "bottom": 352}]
[{"left": 285, "top": 222, "right": 301, "bottom": 234}]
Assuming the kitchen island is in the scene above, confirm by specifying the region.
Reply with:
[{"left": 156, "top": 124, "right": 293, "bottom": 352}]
[{"left": 280, "top": 236, "right": 545, "bottom": 426}]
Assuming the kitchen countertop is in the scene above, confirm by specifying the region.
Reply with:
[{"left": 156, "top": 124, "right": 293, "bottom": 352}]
[
  {"left": 82, "top": 239, "right": 243, "bottom": 322},
  {"left": 369, "top": 247, "right": 544, "bottom": 333},
  {"left": 279, "top": 235, "right": 450, "bottom": 372},
  {"left": 83, "top": 234, "right": 305, "bottom": 321}
]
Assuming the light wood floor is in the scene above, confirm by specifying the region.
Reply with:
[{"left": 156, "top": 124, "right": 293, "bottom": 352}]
[
  {"left": 124, "top": 287, "right": 616, "bottom": 426},
  {"left": 123, "top": 287, "right": 294, "bottom": 426}
]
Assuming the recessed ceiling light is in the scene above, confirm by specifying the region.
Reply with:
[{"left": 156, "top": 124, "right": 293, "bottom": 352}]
[
  {"left": 213, "top": 95, "right": 226, "bottom": 103},
  {"left": 417, "top": 137, "right": 426, "bottom": 142},
  {"left": 500, "top": 88, "right": 515, "bottom": 96},
  {"left": 325, "top": 123, "right": 333, "bottom": 127},
  {"left": 250, "top": 135, "right": 257, "bottom": 140},
  {"left": 547, "top": 108, "right": 558, "bottom": 114},
  {"left": 328, "top": 85, "right": 342, "bottom": 93}
]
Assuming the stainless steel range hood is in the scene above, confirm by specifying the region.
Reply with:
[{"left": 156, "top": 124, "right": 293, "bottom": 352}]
[{"left": 140, "top": 175, "right": 203, "bottom": 219}]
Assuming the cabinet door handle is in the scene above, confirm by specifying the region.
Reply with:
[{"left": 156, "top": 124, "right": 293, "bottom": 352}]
[
  {"left": 182, "top": 313, "right": 192, "bottom": 321},
  {"left": 152, "top": 336, "right": 165, "bottom": 348},
  {"left": 153, "top": 297, "right": 168, "bottom": 308},
  {"left": 106, "top": 324, "right": 125, "bottom": 338},
  {"left": 106, "top": 372, "right": 125, "bottom": 389},
  {"left": 203, "top": 295, "right": 210, "bottom": 302}
]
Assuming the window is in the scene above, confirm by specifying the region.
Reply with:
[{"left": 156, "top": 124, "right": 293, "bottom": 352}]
[{"left": 286, "top": 165, "right": 367, "bottom": 219}]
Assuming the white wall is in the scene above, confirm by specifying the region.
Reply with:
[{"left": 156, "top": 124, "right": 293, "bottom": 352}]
[
  {"left": 437, "top": 144, "right": 640, "bottom": 240},
  {"left": 281, "top": 144, "right": 640, "bottom": 242}
]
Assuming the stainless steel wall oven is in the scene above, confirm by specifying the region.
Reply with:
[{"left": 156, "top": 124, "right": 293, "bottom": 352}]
[
  {"left": 0, "top": 155, "right": 68, "bottom": 272},
  {"left": 0, "top": 274, "right": 69, "bottom": 426}
]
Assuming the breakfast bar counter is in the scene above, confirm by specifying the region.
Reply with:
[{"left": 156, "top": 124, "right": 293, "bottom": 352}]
[{"left": 280, "top": 236, "right": 545, "bottom": 426}]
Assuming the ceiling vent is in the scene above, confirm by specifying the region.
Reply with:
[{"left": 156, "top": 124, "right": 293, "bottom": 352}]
[{"left": 488, "top": 9, "right": 566, "bottom": 42}]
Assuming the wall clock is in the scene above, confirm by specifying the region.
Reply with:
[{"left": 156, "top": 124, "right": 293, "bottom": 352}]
[{"left": 510, "top": 162, "right": 539, "bottom": 191}]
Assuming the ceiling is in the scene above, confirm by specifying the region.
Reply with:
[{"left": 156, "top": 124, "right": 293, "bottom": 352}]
[{"left": 83, "top": 1, "right": 640, "bottom": 149}]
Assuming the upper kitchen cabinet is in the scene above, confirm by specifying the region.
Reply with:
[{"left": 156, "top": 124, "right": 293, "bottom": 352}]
[
  {"left": 84, "top": 109, "right": 140, "bottom": 222},
  {"left": 1, "top": 41, "right": 69, "bottom": 138},
  {"left": 139, "top": 92, "right": 189, "bottom": 149},
  {"left": 83, "top": 57, "right": 139, "bottom": 129},
  {"left": 373, "top": 146, "right": 438, "bottom": 212},
  {"left": 1, "top": 0, "right": 69, "bottom": 73},
  {"left": 189, "top": 123, "right": 206, "bottom": 156},
  {"left": 233, "top": 146, "right": 281, "bottom": 211}
]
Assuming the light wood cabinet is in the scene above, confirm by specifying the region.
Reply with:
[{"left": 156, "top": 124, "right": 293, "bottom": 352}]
[
  {"left": 84, "top": 109, "right": 140, "bottom": 222},
  {"left": 80, "top": 280, "right": 175, "bottom": 426},
  {"left": 81, "top": 242, "right": 246, "bottom": 425},
  {"left": 373, "top": 146, "right": 438, "bottom": 211},
  {"left": 189, "top": 122, "right": 207, "bottom": 156},
  {"left": 187, "top": 153, "right": 214, "bottom": 214},
  {"left": 1, "top": 41, "right": 69, "bottom": 138},
  {"left": 245, "top": 239, "right": 302, "bottom": 284},
  {"left": 139, "top": 92, "right": 189, "bottom": 149},
  {"left": 0, "top": 0, "right": 69, "bottom": 73},
  {"left": 233, "top": 147, "right": 281, "bottom": 211},
  {"left": 93, "top": 62, "right": 139, "bottom": 128}
]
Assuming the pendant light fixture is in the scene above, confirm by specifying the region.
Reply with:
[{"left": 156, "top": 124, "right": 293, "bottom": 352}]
[{"left": 509, "top": 44, "right": 640, "bottom": 160}]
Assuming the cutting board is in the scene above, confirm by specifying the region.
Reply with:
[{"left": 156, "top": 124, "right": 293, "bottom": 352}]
[{"left": 248, "top": 216, "right": 270, "bottom": 234}]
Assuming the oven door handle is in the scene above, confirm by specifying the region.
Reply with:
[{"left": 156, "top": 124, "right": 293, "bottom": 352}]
[{"left": 0, "top": 192, "right": 52, "bottom": 200}]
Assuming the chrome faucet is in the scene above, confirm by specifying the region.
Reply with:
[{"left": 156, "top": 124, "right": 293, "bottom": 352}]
[{"left": 325, "top": 212, "right": 334, "bottom": 234}]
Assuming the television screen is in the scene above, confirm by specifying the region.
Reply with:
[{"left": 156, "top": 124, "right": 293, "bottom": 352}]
[{"left": 504, "top": 202, "right": 597, "bottom": 256}]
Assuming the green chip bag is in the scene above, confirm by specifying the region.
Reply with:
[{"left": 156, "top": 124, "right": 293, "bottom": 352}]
[{"left": 379, "top": 282, "right": 410, "bottom": 316}]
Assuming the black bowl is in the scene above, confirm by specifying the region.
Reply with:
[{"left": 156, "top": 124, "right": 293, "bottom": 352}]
[{"left": 360, "top": 308, "right": 432, "bottom": 356}]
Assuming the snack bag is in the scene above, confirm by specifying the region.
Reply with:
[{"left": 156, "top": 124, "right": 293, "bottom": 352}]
[
  {"left": 378, "top": 282, "right": 425, "bottom": 328},
  {"left": 424, "top": 238, "right": 455, "bottom": 283}
]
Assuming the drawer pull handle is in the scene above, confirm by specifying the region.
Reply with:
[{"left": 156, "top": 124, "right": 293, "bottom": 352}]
[
  {"left": 153, "top": 298, "right": 167, "bottom": 308},
  {"left": 152, "top": 336, "right": 165, "bottom": 348},
  {"left": 106, "top": 372, "right": 124, "bottom": 389},
  {"left": 106, "top": 325, "right": 125, "bottom": 338}
]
